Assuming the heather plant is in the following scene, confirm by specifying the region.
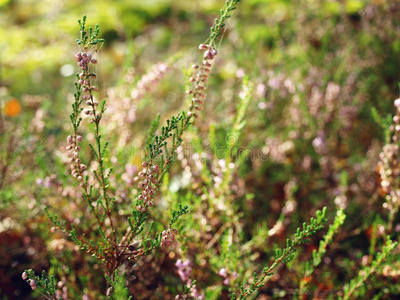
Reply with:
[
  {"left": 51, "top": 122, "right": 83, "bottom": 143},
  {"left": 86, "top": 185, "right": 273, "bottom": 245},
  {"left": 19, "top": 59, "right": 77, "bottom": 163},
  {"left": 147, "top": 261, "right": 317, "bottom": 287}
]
[
  {"left": 3, "top": 0, "right": 400, "bottom": 299},
  {"left": 23, "top": 0, "right": 247, "bottom": 297},
  {"left": 20, "top": 1, "right": 334, "bottom": 298}
]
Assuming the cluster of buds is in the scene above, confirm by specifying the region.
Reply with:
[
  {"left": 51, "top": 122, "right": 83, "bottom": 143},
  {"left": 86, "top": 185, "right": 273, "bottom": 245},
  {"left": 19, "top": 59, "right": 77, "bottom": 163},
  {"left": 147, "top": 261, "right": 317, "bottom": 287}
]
[
  {"left": 378, "top": 98, "right": 400, "bottom": 214},
  {"left": 218, "top": 268, "right": 238, "bottom": 286},
  {"left": 186, "top": 44, "right": 218, "bottom": 119},
  {"left": 66, "top": 135, "right": 86, "bottom": 184},
  {"left": 392, "top": 98, "right": 400, "bottom": 142},
  {"left": 136, "top": 161, "right": 159, "bottom": 211},
  {"left": 379, "top": 143, "right": 400, "bottom": 213},
  {"left": 75, "top": 51, "right": 97, "bottom": 70},
  {"left": 175, "top": 259, "right": 192, "bottom": 282},
  {"left": 161, "top": 228, "right": 177, "bottom": 247},
  {"left": 131, "top": 63, "right": 168, "bottom": 101},
  {"left": 76, "top": 51, "right": 100, "bottom": 124},
  {"left": 82, "top": 95, "right": 100, "bottom": 124},
  {"left": 22, "top": 272, "right": 37, "bottom": 290},
  {"left": 199, "top": 43, "right": 218, "bottom": 60}
]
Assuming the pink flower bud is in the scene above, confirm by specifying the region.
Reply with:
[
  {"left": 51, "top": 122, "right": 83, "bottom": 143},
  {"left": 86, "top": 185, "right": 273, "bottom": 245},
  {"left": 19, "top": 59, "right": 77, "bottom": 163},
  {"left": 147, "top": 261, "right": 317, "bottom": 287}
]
[
  {"left": 218, "top": 268, "right": 227, "bottom": 277},
  {"left": 198, "top": 44, "right": 208, "bottom": 50},
  {"left": 223, "top": 277, "right": 230, "bottom": 286},
  {"left": 22, "top": 272, "right": 28, "bottom": 280},
  {"left": 30, "top": 279, "right": 37, "bottom": 290}
]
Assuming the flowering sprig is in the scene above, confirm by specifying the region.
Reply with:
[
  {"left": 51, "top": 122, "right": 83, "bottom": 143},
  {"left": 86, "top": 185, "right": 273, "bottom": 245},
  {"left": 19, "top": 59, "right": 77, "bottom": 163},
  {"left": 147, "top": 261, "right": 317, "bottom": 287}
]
[
  {"left": 21, "top": 269, "right": 59, "bottom": 300},
  {"left": 46, "top": 15, "right": 122, "bottom": 274},
  {"left": 73, "top": 16, "right": 118, "bottom": 262},
  {"left": 131, "top": 0, "right": 243, "bottom": 214},
  {"left": 375, "top": 98, "right": 400, "bottom": 233},
  {"left": 235, "top": 207, "right": 328, "bottom": 299}
]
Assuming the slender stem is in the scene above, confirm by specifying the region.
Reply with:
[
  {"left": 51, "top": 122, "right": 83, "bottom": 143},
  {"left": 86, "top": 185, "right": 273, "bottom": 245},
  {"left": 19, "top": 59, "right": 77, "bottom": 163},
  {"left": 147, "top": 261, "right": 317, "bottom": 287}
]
[{"left": 85, "top": 66, "right": 119, "bottom": 261}]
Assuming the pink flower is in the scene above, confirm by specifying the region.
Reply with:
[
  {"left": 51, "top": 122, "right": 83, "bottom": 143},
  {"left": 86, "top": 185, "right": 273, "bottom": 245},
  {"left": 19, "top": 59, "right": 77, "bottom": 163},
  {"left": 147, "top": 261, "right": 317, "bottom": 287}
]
[
  {"left": 22, "top": 272, "right": 28, "bottom": 280},
  {"left": 218, "top": 268, "right": 227, "bottom": 277},
  {"left": 30, "top": 279, "right": 37, "bottom": 290}
]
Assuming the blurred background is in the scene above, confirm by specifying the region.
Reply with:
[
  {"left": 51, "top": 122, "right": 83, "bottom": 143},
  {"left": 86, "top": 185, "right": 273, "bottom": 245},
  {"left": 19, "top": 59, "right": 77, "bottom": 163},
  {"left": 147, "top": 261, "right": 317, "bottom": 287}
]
[{"left": 2, "top": 0, "right": 400, "bottom": 299}]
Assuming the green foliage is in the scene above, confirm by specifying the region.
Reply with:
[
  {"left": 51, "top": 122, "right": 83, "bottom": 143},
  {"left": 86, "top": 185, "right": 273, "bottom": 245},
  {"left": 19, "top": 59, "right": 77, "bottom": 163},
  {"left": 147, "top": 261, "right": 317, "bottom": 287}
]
[
  {"left": 105, "top": 270, "right": 132, "bottom": 300},
  {"left": 169, "top": 204, "right": 189, "bottom": 227},
  {"left": 341, "top": 236, "right": 398, "bottom": 300},
  {"left": 222, "top": 77, "right": 253, "bottom": 190},
  {"left": 209, "top": 0, "right": 242, "bottom": 45},
  {"left": 371, "top": 107, "right": 393, "bottom": 144},
  {"left": 312, "top": 209, "right": 346, "bottom": 268},
  {"left": 236, "top": 208, "right": 328, "bottom": 299},
  {"left": 299, "top": 209, "right": 346, "bottom": 297},
  {"left": 76, "top": 15, "right": 105, "bottom": 46}
]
